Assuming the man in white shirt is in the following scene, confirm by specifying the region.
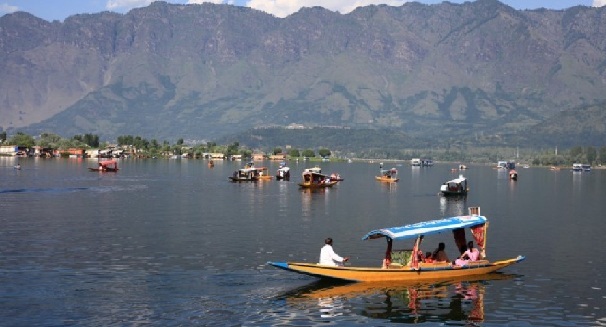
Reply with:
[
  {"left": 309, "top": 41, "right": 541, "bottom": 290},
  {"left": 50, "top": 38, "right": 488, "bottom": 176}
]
[{"left": 319, "top": 238, "right": 349, "bottom": 266}]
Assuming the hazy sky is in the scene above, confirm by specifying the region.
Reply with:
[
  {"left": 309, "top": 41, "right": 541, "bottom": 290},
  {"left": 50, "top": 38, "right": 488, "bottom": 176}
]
[{"left": 1, "top": 0, "right": 604, "bottom": 22}]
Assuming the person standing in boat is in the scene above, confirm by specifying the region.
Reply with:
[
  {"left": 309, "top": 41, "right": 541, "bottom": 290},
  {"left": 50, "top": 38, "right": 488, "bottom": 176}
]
[{"left": 319, "top": 238, "right": 349, "bottom": 266}]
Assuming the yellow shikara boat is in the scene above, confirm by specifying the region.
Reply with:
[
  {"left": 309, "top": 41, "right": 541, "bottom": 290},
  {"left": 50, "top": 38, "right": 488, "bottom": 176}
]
[
  {"left": 256, "top": 167, "right": 273, "bottom": 180},
  {"left": 376, "top": 167, "right": 399, "bottom": 182},
  {"left": 298, "top": 171, "right": 338, "bottom": 189},
  {"left": 268, "top": 207, "right": 525, "bottom": 282}
]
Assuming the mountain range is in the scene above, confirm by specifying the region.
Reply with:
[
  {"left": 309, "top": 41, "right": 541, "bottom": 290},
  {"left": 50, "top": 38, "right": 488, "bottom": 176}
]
[{"left": 1, "top": 0, "right": 605, "bottom": 148}]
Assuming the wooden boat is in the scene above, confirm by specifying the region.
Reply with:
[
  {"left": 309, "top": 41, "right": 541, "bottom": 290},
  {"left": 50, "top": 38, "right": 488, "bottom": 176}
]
[
  {"left": 256, "top": 167, "right": 273, "bottom": 180},
  {"left": 304, "top": 166, "right": 322, "bottom": 174},
  {"left": 229, "top": 162, "right": 259, "bottom": 182},
  {"left": 89, "top": 159, "right": 119, "bottom": 172},
  {"left": 329, "top": 173, "right": 344, "bottom": 182},
  {"left": 572, "top": 163, "right": 591, "bottom": 172},
  {"left": 268, "top": 207, "right": 524, "bottom": 282},
  {"left": 376, "top": 168, "right": 398, "bottom": 183},
  {"left": 496, "top": 161, "right": 515, "bottom": 170},
  {"left": 298, "top": 171, "right": 338, "bottom": 189},
  {"left": 440, "top": 175, "right": 468, "bottom": 196},
  {"left": 509, "top": 169, "right": 518, "bottom": 180},
  {"left": 276, "top": 164, "right": 290, "bottom": 180}
]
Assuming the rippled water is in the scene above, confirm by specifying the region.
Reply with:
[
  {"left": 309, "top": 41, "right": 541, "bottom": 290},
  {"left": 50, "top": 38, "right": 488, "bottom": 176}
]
[{"left": 1, "top": 157, "right": 604, "bottom": 326}]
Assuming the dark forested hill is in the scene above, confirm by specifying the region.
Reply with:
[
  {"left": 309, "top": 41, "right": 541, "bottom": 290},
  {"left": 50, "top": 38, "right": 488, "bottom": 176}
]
[{"left": 1, "top": 0, "right": 605, "bottom": 147}]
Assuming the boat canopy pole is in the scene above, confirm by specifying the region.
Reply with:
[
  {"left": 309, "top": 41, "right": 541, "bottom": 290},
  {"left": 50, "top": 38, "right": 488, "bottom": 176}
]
[{"left": 411, "top": 235, "right": 424, "bottom": 269}]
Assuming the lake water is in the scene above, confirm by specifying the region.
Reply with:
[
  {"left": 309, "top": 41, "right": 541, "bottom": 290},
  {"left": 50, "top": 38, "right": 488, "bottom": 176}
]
[{"left": 1, "top": 157, "right": 604, "bottom": 326}]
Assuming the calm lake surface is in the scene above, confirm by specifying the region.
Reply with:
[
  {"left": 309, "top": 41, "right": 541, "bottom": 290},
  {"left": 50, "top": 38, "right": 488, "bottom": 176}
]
[{"left": 1, "top": 157, "right": 604, "bottom": 326}]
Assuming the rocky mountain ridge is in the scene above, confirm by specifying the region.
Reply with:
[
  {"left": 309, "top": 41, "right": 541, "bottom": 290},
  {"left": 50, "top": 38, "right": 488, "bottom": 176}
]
[{"left": 1, "top": 0, "right": 605, "bottom": 146}]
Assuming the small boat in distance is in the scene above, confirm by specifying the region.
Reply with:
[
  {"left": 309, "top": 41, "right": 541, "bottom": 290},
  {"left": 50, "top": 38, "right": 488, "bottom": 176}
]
[
  {"left": 304, "top": 166, "right": 322, "bottom": 174},
  {"left": 229, "top": 162, "right": 259, "bottom": 182},
  {"left": 496, "top": 161, "right": 515, "bottom": 170},
  {"left": 329, "top": 173, "right": 344, "bottom": 182},
  {"left": 376, "top": 168, "right": 399, "bottom": 183},
  {"left": 89, "top": 160, "right": 119, "bottom": 172},
  {"left": 509, "top": 169, "right": 518, "bottom": 180},
  {"left": 268, "top": 207, "right": 525, "bottom": 282},
  {"left": 276, "top": 163, "right": 290, "bottom": 180},
  {"left": 440, "top": 175, "right": 468, "bottom": 196},
  {"left": 256, "top": 167, "right": 273, "bottom": 180},
  {"left": 573, "top": 163, "right": 591, "bottom": 172},
  {"left": 298, "top": 171, "right": 338, "bottom": 189}
]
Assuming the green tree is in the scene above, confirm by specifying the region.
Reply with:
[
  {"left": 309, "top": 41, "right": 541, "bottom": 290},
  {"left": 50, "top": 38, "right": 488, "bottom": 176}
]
[
  {"left": 318, "top": 148, "right": 331, "bottom": 158},
  {"left": 227, "top": 142, "right": 240, "bottom": 155},
  {"left": 302, "top": 149, "right": 315, "bottom": 158},
  {"left": 273, "top": 147, "right": 282, "bottom": 155},
  {"left": 569, "top": 146, "right": 583, "bottom": 161},
  {"left": 240, "top": 149, "right": 252, "bottom": 158},
  {"left": 117, "top": 135, "right": 135, "bottom": 146},
  {"left": 598, "top": 146, "right": 606, "bottom": 165},
  {"left": 0, "top": 131, "right": 6, "bottom": 142},
  {"left": 83, "top": 134, "right": 99, "bottom": 147},
  {"left": 72, "top": 134, "right": 98, "bottom": 147},
  {"left": 8, "top": 132, "right": 35, "bottom": 148},
  {"left": 38, "top": 133, "right": 63, "bottom": 148},
  {"left": 586, "top": 146, "right": 596, "bottom": 164},
  {"left": 289, "top": 148, "right": 300, "bottom": 157}
]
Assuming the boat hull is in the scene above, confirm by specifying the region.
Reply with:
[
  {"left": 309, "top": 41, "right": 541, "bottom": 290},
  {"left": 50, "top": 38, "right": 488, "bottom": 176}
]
[
  {"left": 298, "top": 181, "right": 338, "bottom": 188},
  {"left": 440, "top": 190, "right": 467, "bottom": 196},
  {"left": 229, "top": 177, "right": 259, "bottom": 182},
  {"left": 89, "top": 167, "right": 118, "bottom": 172},
  {"left": 375, "top": 176, "right": 399, "bottom": 183},
  {"left": 268, "top": 256, "right": 524, "bottom": 282}
]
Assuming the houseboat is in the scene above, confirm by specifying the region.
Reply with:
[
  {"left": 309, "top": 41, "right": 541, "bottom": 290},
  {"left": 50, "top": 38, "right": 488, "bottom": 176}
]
[
  {"left": 229, "top": 162, "right": 260, "bottom": 182},
  {"left": 440, "top": 175, "right": 468, "bottom": 196}
]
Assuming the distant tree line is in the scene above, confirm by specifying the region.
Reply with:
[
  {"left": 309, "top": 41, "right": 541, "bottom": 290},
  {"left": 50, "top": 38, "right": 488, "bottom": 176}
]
[{"left": 1, "top": 131, "right": 604, "bottom": 165}]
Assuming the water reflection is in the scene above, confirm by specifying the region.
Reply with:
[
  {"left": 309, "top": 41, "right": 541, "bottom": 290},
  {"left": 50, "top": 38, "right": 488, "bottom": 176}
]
[
  {"left": 300, "top": 188, "right": 330, "bottom": 219},
  {"left": 496, "top": 169, "right": 509, "bottom": 180},
  {"left": 439, "top": 195, "right": 467, "bottom": 217},
  {"left": 380, "top": 181, "right": 398, "bottom": 192},
  {"left": 280, "top": 273, "right": 518, "bottom": 325}
]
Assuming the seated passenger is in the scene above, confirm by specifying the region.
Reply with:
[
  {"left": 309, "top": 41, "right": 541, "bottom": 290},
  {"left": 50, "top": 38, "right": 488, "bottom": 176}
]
[
  {"left": 464, "top": 241, "right": 480, "bottom": 261},
  {"left": 423, "top": 252, "right": 434, "bottom": 263},
  {"left": 454, "top": 241, "right": 480, "bottom": 266},
  {"left": 432, "top": 242, "right": 450, "bottom": 262}
]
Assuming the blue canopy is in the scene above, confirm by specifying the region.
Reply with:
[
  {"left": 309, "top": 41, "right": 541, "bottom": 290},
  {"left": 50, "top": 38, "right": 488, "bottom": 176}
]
[{"left": 362, "top": 215, "right": 487, "bottom": 241}]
